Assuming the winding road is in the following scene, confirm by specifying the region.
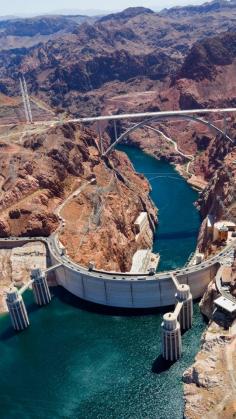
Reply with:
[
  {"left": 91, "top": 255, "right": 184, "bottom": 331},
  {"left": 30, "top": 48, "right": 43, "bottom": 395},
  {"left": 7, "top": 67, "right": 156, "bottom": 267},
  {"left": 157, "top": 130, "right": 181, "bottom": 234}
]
[{"left": 143, "top": 124, "right": 194, "bottom": 175}]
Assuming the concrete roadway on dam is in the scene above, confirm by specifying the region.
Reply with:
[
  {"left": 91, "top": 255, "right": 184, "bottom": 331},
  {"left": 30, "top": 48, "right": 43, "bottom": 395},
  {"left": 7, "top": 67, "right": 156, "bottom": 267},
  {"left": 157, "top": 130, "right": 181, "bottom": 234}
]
[{"left": 0, "top": 232, "right": 235, "bottom": 308}]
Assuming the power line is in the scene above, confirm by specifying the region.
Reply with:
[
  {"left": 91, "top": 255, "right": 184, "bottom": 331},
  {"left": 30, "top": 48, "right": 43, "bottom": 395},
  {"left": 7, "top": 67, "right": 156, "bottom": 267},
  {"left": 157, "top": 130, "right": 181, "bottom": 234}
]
[
  {"left": 19, "top": 76, "right": 33, "bottom": 124},
  {"left": 19, "top": 77, "right": 29, "bottom": 124},
  {"left": 23, "top": 76, "right": 33, "bottom": 123}
]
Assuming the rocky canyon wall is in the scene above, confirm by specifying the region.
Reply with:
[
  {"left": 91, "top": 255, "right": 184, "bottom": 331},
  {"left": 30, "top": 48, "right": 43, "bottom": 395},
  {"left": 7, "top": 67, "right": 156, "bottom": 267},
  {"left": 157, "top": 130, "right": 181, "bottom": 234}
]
[{"left": 0, "top": 120, "right": 157, "bottom": 272}]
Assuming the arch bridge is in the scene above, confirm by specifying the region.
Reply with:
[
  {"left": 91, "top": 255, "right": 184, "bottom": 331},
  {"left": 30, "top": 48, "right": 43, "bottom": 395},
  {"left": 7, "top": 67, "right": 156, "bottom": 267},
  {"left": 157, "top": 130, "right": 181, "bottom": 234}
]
[
  {"left": 11, "top": 101, "right": 236, "bottom": 153},
  {"left": 102, "top": 112, "right": 235, "bottom": 156},
  {"left": 52, "top": 108, "right": 236, "bottom": 155},
  {"left": 15, "top": 81, "right": 236, "bottom": 152}
]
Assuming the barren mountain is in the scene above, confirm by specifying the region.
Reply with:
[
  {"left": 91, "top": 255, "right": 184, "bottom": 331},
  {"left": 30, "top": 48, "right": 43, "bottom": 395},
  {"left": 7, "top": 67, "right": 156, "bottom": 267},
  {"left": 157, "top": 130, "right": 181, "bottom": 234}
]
[
  {"left": 161, "top": 0, "right": 236, "bottom": 16},
  {"left": 0, "top": 15, "right": 95, "bottom": 51},
  {"left": 1, "top": 1, "right": 236, "bottom": 116}
]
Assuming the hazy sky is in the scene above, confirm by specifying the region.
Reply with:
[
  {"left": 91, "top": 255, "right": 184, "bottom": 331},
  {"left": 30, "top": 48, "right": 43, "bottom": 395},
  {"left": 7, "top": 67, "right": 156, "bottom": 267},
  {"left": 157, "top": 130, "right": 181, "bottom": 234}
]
[{"left": 0, "top": 0, "right": 207, "bottom": 16}]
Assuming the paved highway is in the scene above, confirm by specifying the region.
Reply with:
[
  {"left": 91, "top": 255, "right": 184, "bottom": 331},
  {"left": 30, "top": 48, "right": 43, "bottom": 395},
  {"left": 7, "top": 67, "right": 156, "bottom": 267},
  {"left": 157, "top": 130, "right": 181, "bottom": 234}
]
[
  {"left": 1, "top": 107, "right": 236, "bottom": 128},
  {"left": 46, "top": 107, "right": 236, "bottom": 124},
  {"left": 0, "top": 234, "right": 235, "bottom": 283}
]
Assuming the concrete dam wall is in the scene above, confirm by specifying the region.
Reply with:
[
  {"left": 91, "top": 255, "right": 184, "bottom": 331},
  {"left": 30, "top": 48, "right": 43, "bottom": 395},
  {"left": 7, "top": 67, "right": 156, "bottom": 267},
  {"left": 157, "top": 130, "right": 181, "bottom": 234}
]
[
  {"left": 52, "top": 256, "right": 219, "bottom": 308},
  {"left": 0, "top": 237, "right": 227, "bottom": 309}
]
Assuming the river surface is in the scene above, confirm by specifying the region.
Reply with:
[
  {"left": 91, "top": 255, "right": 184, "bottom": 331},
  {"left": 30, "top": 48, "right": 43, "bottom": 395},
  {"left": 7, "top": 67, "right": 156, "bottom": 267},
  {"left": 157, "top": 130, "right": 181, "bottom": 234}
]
[
  {"left": 118, "top": 145, "right": 201, "bottom": 271},
  {"left": 0, "top": 146, "right": 205, "bottom": 419}
]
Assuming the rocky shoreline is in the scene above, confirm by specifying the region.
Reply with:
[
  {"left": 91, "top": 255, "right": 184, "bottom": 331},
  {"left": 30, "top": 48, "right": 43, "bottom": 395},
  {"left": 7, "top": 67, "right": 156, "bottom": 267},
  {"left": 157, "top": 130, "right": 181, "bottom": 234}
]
[
  {"left": 183, "top": 318, "right": 236, "bottom": 419},
  {"left": 183, "top": 275, "right": 236, "bottom": 418}
]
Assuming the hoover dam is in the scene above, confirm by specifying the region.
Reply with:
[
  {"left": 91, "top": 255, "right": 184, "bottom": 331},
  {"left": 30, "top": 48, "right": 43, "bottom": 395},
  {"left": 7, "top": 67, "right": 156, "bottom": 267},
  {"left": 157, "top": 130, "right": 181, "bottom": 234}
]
[{"left": 2, "top": 143, "right": 235, "bottom": 310}]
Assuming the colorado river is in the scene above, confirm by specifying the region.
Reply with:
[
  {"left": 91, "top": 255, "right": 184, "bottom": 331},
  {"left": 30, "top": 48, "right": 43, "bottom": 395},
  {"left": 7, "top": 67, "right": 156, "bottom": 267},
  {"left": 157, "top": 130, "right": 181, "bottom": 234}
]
[
  {"left": 118, "top": 145, "right": 201, "bottom": 271},
  {"left": 0, "top": 147, "right": 205, "bottom": 419}
]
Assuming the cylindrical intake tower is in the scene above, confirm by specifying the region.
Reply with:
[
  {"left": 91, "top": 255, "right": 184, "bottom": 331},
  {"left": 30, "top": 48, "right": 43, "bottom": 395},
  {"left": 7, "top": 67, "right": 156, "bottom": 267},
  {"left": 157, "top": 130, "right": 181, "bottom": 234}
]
[
  {"left": 161, "top": 312, "right": 182, "bottom": 361},
  {"left": 6, "top": 287, "right": 30, "bottom": 331},
  {"left": 32, "top": 269, "right": 51, "bottom": 306}
]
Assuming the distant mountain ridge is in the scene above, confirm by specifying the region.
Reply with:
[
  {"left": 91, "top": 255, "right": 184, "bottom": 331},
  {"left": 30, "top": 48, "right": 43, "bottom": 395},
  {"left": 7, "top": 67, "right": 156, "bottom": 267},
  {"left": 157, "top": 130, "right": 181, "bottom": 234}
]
[
  {"left": 99, "top": 7, "right": 154, "bottom": 22},
  {"left": 0, "top": 1, "right": 236, "bottom": 116},
  {"left": 161, "top": 0, "right": 236, "bottom": 16},
  {"left": 49, "top": 9, "right": 114, "bottom": 16}
]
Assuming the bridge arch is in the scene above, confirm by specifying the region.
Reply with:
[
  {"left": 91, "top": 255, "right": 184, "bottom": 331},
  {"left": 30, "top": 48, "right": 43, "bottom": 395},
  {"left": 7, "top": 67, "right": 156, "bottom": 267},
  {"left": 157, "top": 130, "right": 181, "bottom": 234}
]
[{"left": 103, "top": 114, "right": 234, "bottom": 156}]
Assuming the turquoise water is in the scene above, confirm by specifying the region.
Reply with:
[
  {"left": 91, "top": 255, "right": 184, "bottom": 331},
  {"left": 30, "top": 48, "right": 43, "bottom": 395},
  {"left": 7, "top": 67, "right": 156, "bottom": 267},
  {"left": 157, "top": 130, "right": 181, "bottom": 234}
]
[
  {"left": 0, "top": 291, "right": 205, "bottom": 419},
  {"left": 0, "top": 147, "right": 205, "bottom": 419},
  {"left": 117, "top": 145, "right": 200, "bottom": 271}
]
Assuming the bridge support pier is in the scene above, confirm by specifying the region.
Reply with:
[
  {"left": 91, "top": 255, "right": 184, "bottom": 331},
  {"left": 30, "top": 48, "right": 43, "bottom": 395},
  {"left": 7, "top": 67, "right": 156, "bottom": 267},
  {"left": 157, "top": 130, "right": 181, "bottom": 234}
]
[
  {"left": 32, "top": 268, "right": 51, "bottom": 306},
  {"left": 161, "top": 313, "right": 182, "bottom": 361},
  {"left": 6, "top": 287, "right": 30, "bottom": 331},
  {"left": 175, "top": 284, "right": 193, "bottom": 331}
]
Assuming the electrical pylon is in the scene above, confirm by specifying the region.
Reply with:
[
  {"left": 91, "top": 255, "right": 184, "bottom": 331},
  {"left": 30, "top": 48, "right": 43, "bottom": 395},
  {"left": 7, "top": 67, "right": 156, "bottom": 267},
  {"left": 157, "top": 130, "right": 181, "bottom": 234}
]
[{"left": 19, "top": 76, "right": 33, "bottom": 123}]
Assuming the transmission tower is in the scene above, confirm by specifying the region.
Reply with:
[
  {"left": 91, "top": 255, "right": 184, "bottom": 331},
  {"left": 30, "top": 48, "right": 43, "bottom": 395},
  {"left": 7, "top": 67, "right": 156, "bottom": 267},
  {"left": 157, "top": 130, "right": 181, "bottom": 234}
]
[
  {"left": 19, "top": 76, "right": 33, "bottom": 124},
  {"left": 19, "top": 77, "right": 29, "bottom": 123},
  {"left": 23, "top": 76, "right": 33, "bottom": 123}
]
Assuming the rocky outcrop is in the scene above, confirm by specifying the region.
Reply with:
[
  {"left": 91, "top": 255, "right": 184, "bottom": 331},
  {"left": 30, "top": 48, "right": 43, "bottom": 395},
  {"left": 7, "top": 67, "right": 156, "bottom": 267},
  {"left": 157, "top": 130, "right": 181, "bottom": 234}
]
[
  {"left": 0, "top": 241, "right": 47, "bottom": 313},
  {"left": 0, "top": 219, "right": 10, "bottom": 237},
  {"left": 196, "top": 131, "right": 236, "bottom": 223},
  {"left": 183, "top": 251, "right": 236, "bottom": 418},
  {"left": 59, "top": 148, "right": 157, "bottom": 272},
  {"left": 199, "top": 280, "right": 219, "bottom": 319},
  {"left": 183, "top": 320, "right": 236, "bottom": 419},
  {"left": 175, "top": 32, "right": 236, "bottom": 82}
]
